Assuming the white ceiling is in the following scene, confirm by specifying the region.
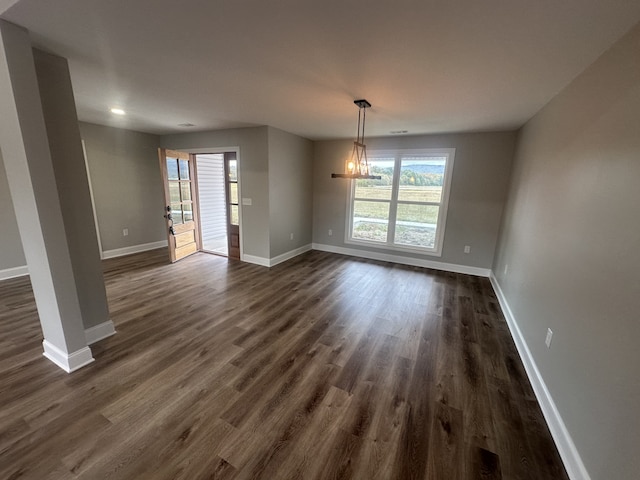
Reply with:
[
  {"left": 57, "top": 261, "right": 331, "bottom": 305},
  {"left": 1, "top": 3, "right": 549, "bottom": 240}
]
[{"left": 2, "top": 1, "right": 640, "bottom": 140}]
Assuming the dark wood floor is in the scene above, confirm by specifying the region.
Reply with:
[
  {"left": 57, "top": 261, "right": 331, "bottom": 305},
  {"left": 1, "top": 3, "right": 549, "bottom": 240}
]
[{"left": 0, "top": 249, "right": 568, "bottom": 480}]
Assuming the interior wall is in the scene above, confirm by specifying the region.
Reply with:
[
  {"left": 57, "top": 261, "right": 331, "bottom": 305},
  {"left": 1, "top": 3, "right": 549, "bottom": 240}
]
[
  {"left": 1, "top": 122, "right": 167, "bottom": 272},
  {"left": 160, "top": 126, "right": 270, "bottom": 260},
  {"left": 267, "top": 126, "right": 313, "bottom": 258},
  {"left": 313, "top": 132, "right": 516, "bottom": 270},
  {"left": 79, "top": 122, "right": 165, "bottom": 253},
  {"left": 492, "top": 22, "right": 640, "bottom": 480},
  {"left": 0, "top": 149, "right": 26, "bottom": 271}
]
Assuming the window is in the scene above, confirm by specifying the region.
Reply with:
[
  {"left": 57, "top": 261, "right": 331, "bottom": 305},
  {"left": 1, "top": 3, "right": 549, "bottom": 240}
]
[
  {"left": 166, "top": 157, "right": 194, "bottom": 224},
  {"left": 227, "top": 157, "right": 239, "bottom": 225},
  {"left": 347, "top": 148, "right": 455, "bottom": 256}
]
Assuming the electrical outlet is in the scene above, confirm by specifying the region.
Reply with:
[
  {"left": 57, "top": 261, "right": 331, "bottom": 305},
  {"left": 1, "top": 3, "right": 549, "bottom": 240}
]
[
  {"left": 290, "top": 233, "right": 294, "bottom": 240},
  {"left": 545, "top": 328, "right": 553, "bottom": 348},
  {"left": 464, "top": 245, "right": 471, "bottom": 254},
  {"left": 123, "top": 228, "right": 129, "bottom": 236},
  {"left": 328, "top": 229, "right": 333, "bottom": 236}
]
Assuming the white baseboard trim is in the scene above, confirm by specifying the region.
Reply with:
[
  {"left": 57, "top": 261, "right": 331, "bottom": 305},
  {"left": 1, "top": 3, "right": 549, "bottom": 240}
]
[
  {"left": 85, "top": 320, "right": 116, "bottom": 345},
  {"left": 242, "top": 244, "right": 313, "bottom": 268},
  {"left": 242, "top": 254, "right": 271, "bottom": 267},
  {"left": 0, "top": 241, "right": 167, "bottom": 278},
  {"left": 0, "top": 265, "right": 28, "bottom": 280},
  {"left": 102, "top": 240, "right": 168, "bottom": 259},
  {"left": 311, "top": 243, "right": 491, "bottom": 277},
  {"left": 489, "top": 272, "right": 590, "bottom": 480},
  {"left": 270, "top": 244, "right": 312, "bottom": 267},
  {"left": 42, "top": 340, "right": 95, "bottom": 373}
]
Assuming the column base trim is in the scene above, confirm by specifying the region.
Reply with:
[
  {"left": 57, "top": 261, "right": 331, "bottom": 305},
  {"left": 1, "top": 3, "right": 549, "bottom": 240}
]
[{"left": 42, "top": 340, "right": 94, "bottom": 373}]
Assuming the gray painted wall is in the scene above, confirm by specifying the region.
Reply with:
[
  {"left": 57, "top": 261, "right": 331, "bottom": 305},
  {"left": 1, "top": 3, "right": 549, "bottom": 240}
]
[
  {"left": 313, "top": 132, "right": 516, "bottom": 269},
  {"left": 79, "top": 122, "right": 165, "bottom": 252},
  {"left": 0, "top": 149, "right": 25, "bottom": 270},
  {"left": 2, "top": 123, "right": 310, "bottom": 270},
  {"left": 1, "top": 122, "right": 166, "bottom": 271},
  {"left": 267, "top": 126, "right": 313, "bottom": 257},
  {"left": 161, "top": 127, "right": 270, "bottom": 259},
  {"left": 492, "top": 23, "right": 640, "bottom": 480}
]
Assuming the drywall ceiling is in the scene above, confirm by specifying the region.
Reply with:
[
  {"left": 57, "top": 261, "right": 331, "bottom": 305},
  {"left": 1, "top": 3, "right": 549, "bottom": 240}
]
[{"left": 2, "top": 0, "right": 640, "bottom": 139}]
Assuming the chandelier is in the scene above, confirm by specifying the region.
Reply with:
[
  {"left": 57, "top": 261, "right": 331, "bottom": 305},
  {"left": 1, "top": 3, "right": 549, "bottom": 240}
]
[{"left": 331, "top": 99, "right": 381, "bottom": 180}]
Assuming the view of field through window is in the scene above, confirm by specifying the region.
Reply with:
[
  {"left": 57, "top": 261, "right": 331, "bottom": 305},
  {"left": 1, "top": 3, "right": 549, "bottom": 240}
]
[
  {"left": 352, "top": 156, "right": 446, "bottom": 249},
  {"left": 167, "top": 157, "right": 193, "bottom": 225}
]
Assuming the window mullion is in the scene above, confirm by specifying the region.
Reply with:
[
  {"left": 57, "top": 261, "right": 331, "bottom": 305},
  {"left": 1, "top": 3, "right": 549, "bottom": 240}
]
[
  {"left": 387, "top": 155, "right": 401, "bottom": 244},
  {"left": 347, "top": 179, "right": 356, "bottom": 240}
]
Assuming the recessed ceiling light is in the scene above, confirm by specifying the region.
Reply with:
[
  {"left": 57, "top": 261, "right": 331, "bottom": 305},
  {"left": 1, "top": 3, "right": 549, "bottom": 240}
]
[{"left": 110, "top": 108, "right": 126, "bottom": 115}]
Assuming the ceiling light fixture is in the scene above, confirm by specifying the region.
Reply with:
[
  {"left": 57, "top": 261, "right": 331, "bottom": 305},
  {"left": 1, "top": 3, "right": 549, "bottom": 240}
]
[
  {"left": 331, "top": 99, "right": 381, "bottom": 180},
  {"left": 110, "top": 108, "right": 126, "bottom": 115}
]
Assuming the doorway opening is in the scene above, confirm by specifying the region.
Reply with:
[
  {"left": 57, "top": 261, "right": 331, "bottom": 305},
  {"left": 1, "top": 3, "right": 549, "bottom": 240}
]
[
  {"left": 159, "top": 149, "right": 240, "bottom": 263},
  {"left": 194, "top": 152, "right": 239, "bottom": 259}
]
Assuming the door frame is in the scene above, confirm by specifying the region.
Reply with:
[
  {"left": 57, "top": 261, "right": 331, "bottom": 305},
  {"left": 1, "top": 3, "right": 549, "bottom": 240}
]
[{"left": 180, "top": 146, "right": 243, "bottom": 261}]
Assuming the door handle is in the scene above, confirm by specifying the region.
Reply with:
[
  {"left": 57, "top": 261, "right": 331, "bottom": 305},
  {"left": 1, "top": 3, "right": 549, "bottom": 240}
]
[{"left": 165, "top": 205, "right": 175, "bottom": 235}]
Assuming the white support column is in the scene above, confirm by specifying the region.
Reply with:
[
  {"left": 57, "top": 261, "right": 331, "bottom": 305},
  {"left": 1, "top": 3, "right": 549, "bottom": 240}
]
[
  {"left": 0, "top": 20, "right": 93, "bottom": 372},
  {"left": 33, "top": 48, "right": 114, "bottom": 344}
]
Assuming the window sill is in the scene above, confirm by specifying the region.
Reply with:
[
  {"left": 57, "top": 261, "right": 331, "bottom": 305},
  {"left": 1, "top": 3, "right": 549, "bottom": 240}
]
[{"left": 345, "top": 238, "right": 443, "bottom": 257}]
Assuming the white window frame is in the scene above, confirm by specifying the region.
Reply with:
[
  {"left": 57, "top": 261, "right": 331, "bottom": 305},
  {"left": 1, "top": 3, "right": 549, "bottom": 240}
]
[{"left": 345, "top": 148, "right": 456, "bottom": 257}]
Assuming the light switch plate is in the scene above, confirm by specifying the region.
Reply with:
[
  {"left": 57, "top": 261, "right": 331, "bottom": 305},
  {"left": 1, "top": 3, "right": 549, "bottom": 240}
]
[{"left": 545, "top": 328, "right": 553, "bottom": 348}]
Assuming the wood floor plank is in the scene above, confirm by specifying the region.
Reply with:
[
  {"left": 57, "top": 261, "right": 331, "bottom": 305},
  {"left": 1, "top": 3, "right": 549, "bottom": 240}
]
[
  {"left": 487, "top": 376, "right": 537, "bottom": 480},
  {"left": 477, "top": 313, "right": 511, "bottom": 381},
  {"left": 332, "top": 325, "right": 382, "bottom": 394},
  {"left": 466, "top": 444, "right": 503, "bottom": 480},
  {"left": 426, "top": 401, "right": 464, "bottom": 479},
  {"left": 0, "top": 249, "right": 569, "bottom": 479},
  {"left": 391, "top": 312, "right": 440, "bottom": 480},
  {"left": 371, "top": 354, "right": 411, "bottom": 444},
  {"left": 293, "top": 385, "right": 353, "bottom": 458}
]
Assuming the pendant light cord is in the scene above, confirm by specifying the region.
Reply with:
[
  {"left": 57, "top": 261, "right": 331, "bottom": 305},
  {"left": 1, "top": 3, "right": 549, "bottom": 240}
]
[{"left": 356, "top": 106, "right": 362, "bottom": 144}]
